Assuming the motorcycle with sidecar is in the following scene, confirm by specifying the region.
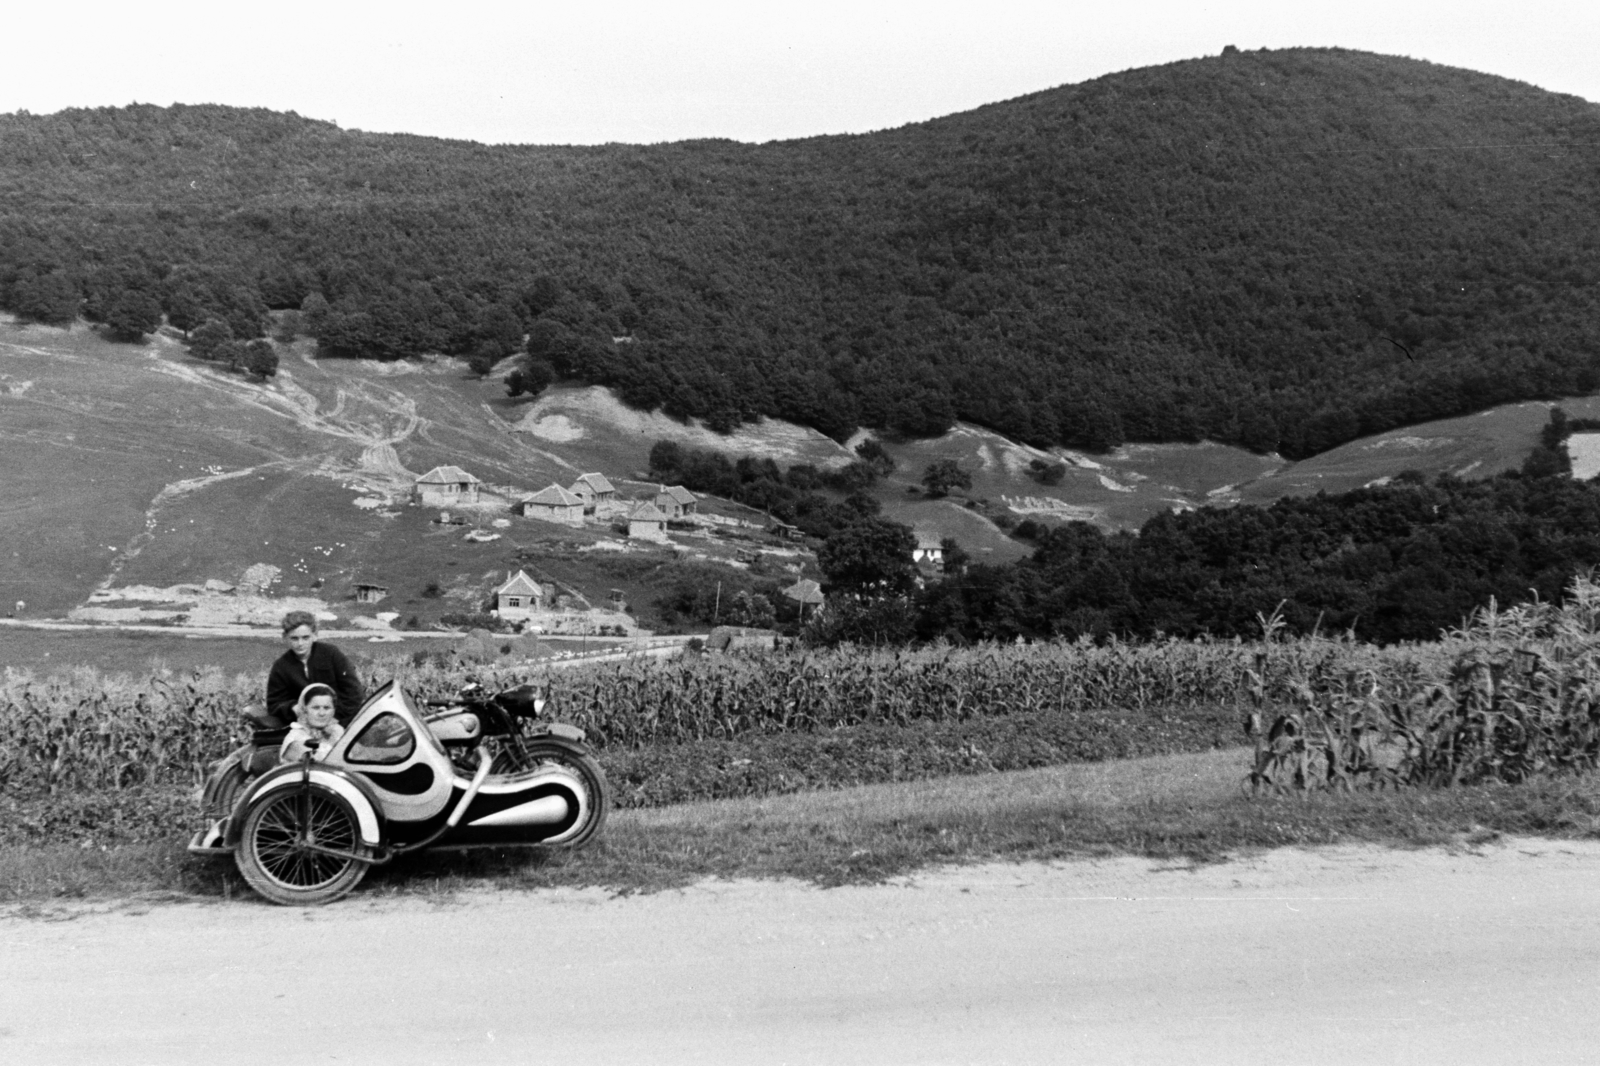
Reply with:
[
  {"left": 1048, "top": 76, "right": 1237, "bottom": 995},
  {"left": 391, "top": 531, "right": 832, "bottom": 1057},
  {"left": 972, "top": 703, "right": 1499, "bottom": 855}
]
[{"left": 189, "top": 679, "right": 608, "bottom": 905}]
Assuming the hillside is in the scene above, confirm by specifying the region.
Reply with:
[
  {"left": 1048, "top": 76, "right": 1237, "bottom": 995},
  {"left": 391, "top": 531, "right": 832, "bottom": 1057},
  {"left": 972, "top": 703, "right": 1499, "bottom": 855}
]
[
  {"left": 1, "top": 315, "right": 1575, "bottom": 634},
  {"left": 3, "top": 48, "right": 1600, "bottom": 458}
]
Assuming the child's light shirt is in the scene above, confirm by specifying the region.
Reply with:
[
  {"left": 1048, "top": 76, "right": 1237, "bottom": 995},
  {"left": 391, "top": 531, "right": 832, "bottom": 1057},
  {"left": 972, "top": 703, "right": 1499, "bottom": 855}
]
[{"left": 280, "top": 721, "right": 346, "bottom": 762}]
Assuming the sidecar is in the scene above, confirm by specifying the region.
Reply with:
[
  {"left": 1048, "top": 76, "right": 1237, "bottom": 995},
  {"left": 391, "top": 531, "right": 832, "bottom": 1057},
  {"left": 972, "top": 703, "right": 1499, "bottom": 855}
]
[{"left": 189, "top": 680, "right": 608, "bottom": 905}]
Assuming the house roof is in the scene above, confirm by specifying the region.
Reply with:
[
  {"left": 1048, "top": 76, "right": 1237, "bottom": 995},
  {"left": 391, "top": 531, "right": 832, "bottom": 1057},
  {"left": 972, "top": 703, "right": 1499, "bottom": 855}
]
[
  {"left": 915, "top": 532, "right": 944, "bottom": 550},
  {"left": 523, "top": 484, "right": 584, "bottom": 507},
  {"left": 629, "top": 502, "right": 667, "bottom": 522},
  {"left": 573, "top": 472, "right": 615, "bottom": 494},
  {"left": 495, "top": 570, "right": 542, "bottom": 596},
  {"left": 782, "top": 578, "right": 824, "bottom": 605},
  {"left": 353, "top": 582, "right": 389, "bottom": 590},
  {"left": 657, "top": 485, "right": 697, "bottom": 505},
  {"left": 417, "top": 465, "right": 481, "bottom": 486}
]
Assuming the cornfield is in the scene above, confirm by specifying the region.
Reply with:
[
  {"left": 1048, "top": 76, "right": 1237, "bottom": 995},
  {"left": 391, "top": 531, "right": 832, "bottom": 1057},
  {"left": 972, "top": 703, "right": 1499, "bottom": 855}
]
[
  {"left": 0, "top": 636, "right": 1307, "bottom": 796},
  {"left": 1247, "top": 578, "right": 1600, "bottom": 792},
  {"left": 9, "top": 576, "right": 1600, "bottom": 813}
]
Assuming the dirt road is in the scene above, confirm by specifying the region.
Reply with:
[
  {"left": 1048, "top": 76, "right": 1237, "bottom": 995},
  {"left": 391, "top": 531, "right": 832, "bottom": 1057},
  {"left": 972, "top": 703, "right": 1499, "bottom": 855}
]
[{"left": 4, "top": 839, "right": 1599, "bottom": 1065}]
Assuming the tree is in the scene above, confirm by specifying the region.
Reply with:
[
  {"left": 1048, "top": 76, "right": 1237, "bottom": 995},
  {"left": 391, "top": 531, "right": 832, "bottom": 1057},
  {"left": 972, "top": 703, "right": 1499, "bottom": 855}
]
[
  {"left": 243, "top": 339, "right": 279, "bottom": 379},
  {"left": 299, "top": 292, "right": 331, "bottom": 336},
  {"left": 817, "top": 517, "right": 917, "bottom": 595},
  {"left": 103, "top": 290, "right": 163, "bottom": 342},
  {"left": 215, "top": 339, "right": 248, "bottom": 369},
  {"left": 475, "top": 304, "right": 525, "bottom": 359},
  {"left": 854, "top": 438, "right": 895, "bottom": 477},
  {"left": 725, "top": 590, "right": 777, "bottom": 629},
  {"left": 9, "top": 271, "right": 79, "bottom": 325},
  {"left": 801, "top": 594, "right": 917, "bottom": 647},
  {"left": 921, "top": 459, "right": 972, "bottom": 498},
  {"left": 466, "top": 345, "right": 501, "bottom": 377},
  {"left": 506, "top": 359, "right": 554, "bottom": 398},
  {"left": 189, "top": 318, "right": 233, "bottom": 360},
  {"left": 1028, "top": 458, "right": 1066, "bottom": 486}
]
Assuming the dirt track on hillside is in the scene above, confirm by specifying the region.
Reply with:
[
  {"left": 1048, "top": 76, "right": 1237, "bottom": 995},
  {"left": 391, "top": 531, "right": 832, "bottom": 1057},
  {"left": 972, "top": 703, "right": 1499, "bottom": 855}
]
[{"left": 5, "top": 839, "right": 1599, "bottom": 1064}]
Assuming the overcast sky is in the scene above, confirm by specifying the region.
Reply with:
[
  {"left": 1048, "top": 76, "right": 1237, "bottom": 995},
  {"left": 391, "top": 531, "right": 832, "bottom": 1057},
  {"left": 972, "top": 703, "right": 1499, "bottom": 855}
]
[{"left": 3, "top": 1, "right": 1596, "bottom": 145}]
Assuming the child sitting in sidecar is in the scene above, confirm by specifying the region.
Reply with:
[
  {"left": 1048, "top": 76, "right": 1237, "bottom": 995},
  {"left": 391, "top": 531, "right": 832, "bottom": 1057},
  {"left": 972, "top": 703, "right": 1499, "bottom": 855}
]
[{"left": 280, "top": 684, "right": 345, "bottom": 763}]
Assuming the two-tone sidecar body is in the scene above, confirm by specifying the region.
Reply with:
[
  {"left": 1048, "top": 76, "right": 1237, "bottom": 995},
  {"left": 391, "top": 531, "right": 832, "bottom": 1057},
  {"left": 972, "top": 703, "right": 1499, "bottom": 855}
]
[{"left": 189, "top": 680, "right": 608, "bottom": 905}]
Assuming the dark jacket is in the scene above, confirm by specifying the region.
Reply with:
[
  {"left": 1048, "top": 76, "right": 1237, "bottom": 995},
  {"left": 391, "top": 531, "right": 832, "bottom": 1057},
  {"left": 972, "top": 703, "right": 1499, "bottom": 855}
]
[{"left": 266, "top": 641, "right": 366, "bottom": 725}]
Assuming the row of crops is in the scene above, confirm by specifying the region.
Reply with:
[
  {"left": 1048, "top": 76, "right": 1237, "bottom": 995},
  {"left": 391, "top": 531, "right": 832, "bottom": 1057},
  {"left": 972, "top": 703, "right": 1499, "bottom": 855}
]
[{"left": 7, "top": 578, "right": 1600, "bottom": 801}]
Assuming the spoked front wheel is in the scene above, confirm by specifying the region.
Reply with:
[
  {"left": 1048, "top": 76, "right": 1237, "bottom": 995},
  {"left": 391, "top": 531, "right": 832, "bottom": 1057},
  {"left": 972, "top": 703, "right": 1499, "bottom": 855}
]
[{"left": 235, "top": 790, "right": 372, "bottom": 905}]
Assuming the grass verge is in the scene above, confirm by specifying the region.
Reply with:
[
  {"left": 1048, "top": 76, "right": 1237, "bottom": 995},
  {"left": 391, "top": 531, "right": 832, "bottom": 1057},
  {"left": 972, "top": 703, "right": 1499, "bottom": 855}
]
[{"left": 5, "top": 747, "right": 1600, "bottom": 904}]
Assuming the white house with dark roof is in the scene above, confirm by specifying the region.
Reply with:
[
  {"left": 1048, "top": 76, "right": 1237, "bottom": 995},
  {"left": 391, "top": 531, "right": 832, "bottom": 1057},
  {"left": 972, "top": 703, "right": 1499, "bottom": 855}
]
[
  {"left": 569, "top": 473, "right": 616, "bottom": 514},
  {"left": 518, "top": 483, "right": 585, "bottom": 526},
  {"left": 912, "top": 532, "right": 944, "bottom": 567},
  {"left": 494, "top": 570, "right": 545, "bottom": 619},
  {"left": 414, "top": 465, "right": 482, "bottom": 507},
  {"left": 654, "top": 484, "right": 698, "bottom": 518},
  {"left": 627, "top": 501, "right": 668, "bottom": 541}
]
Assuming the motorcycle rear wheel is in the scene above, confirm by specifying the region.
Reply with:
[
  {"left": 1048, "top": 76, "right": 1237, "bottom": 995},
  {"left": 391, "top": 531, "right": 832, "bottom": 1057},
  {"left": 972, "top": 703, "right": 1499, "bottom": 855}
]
[
  {"left": 235, "top": 790, "right": 372, "bottom": 905},
  {"left": 494, "top": 739, "right": 610, "bottom": 848}
]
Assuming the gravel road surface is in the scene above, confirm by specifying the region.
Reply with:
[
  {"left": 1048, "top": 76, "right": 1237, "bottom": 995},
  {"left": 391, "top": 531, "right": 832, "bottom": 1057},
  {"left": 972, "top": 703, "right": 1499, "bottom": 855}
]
[{"left": 4, "top": 838, "right": 1598, "bottom": 1065}]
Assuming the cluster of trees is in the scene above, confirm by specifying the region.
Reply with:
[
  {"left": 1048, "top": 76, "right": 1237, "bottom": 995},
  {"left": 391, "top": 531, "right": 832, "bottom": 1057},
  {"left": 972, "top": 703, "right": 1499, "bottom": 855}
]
[
  {"left": 647, "top": 439, "right": 890, "bottom": 540},
  {"left": 188, "top": 319, "right": 278, "bottom": 378},
  {"left": 6, "top": 49, "right": 1600, "bottom": 456},
  {"left": 893, "top": 462, "right": 1600, "bottom": 646}
]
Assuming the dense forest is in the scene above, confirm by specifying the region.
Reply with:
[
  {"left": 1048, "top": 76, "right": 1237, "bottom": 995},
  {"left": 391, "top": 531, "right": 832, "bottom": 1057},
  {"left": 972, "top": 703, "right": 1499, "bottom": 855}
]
[{"left": 4, "top": 48, "right": 1600, "bottom": 456}]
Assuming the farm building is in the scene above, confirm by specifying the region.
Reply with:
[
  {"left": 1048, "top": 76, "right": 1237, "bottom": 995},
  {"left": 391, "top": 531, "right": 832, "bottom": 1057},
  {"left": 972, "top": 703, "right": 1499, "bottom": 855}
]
[
  {"left": 912, "top": 533, "right": 944, "bottom": 567},
  {"left": 627, "top": 501, "right": 669, "bottom": 541},
  {"left": 569, "top": 473, "right": 616, "bottom": 514},
  {"left": 414, "top": 465, "right": 482, "bottom": 506},
  {"left": 353, "top": 583, "right": 388, "bottom": 604},
  {"left": 517, "top": 484, "right": 585, "bottom": 526},
  {"left": 654, "top": 484, "right": 698, "bottom": 518},
  {"left": 494, "top": 570, "right": 545, "bottom": 619}
]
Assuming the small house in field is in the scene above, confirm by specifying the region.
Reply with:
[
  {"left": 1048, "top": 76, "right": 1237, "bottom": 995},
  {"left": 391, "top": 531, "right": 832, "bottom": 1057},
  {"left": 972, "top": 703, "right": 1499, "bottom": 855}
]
[
  {"left": 494, "top": 570, "right": 545, "bottom": 619},
  {"left": 767, "top": 520, "right": 803, "bottom": 542},
  {"left": 569, "top": 473, "right": 616, "bottom": 514},
  {"left": 654, "top": 484, "right": 698, "bottom": 518},
  {"left": 517, "top": 484, "right": 585, "bottom": 526},
  {"left": 627, "top": 501, "right": 668, "bottom": 541},
  {"left": 414, "top": 465, "right": 482, "bottom": 507},
  {"left": 912, "top": 533, "right": 944, "bottom": 567},
  {"left": 353, "top": 583, "right": 388, "bottom": 605}
]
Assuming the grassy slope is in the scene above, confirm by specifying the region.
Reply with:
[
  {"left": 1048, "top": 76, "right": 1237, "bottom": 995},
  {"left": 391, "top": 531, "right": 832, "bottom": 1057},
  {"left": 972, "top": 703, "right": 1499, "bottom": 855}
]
[
  {"left": 0, "top": 318, "right": 816, "bottom": 631},
  {"left": 3, "top": 315, "right": 1579, "bottom": 645}
]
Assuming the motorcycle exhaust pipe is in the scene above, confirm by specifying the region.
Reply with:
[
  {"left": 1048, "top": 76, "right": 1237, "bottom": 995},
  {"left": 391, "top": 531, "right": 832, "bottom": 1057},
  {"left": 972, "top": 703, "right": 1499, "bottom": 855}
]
[{"left": 446, "top": 744, "right": 495, "bottom": 829}]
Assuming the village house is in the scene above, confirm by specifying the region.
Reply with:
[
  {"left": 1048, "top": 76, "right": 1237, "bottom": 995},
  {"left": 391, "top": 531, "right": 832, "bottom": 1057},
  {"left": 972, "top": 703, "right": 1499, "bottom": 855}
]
[
  {"left": 414, "top": 465, "right": 482, "bottom": 507},
  {"left": 627, "top": 501, "right": 669, "bottom": 541},
  {"left": 912, "top": 532, "right": 945, "bottom": 568},
  {"left": 353, "top": 583, "right": 388, "bottom": 605},
  {"left": 568, "top": 473, "right": 616, "bottom": 515},
  {"left": 517, "top": 484, "right": 585, "bottom": 527},
  {"left": 493, "top": 570, "right": 545, "bottom": 620},
  {"left": 654, "top": 484, "right": 698, "bottom": 518}
]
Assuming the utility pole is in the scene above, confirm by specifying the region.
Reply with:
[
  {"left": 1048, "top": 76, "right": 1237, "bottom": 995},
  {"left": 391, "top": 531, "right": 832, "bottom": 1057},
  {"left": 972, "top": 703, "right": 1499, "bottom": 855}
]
[{"left": 713, "top": 581, "right": 721, "bottom": 625}]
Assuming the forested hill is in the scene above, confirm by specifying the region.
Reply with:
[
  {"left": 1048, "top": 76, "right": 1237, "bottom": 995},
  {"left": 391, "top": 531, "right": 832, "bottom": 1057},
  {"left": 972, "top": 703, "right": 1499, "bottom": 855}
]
[{"left": 4, "top": 47, "right": 1600, "bottom": 458}]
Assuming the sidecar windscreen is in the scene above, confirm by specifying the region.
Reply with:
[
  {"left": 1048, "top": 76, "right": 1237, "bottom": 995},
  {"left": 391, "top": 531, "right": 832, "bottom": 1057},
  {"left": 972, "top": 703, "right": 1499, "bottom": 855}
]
[{"left": 345, "top": 713, "right": 416, "bottom": 765}]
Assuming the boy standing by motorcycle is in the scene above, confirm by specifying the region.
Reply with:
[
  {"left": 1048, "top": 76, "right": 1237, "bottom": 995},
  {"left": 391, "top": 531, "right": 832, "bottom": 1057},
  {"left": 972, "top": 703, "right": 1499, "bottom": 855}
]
[{"left": 266, "top": 611, "right": 366, "bottom": 726}]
